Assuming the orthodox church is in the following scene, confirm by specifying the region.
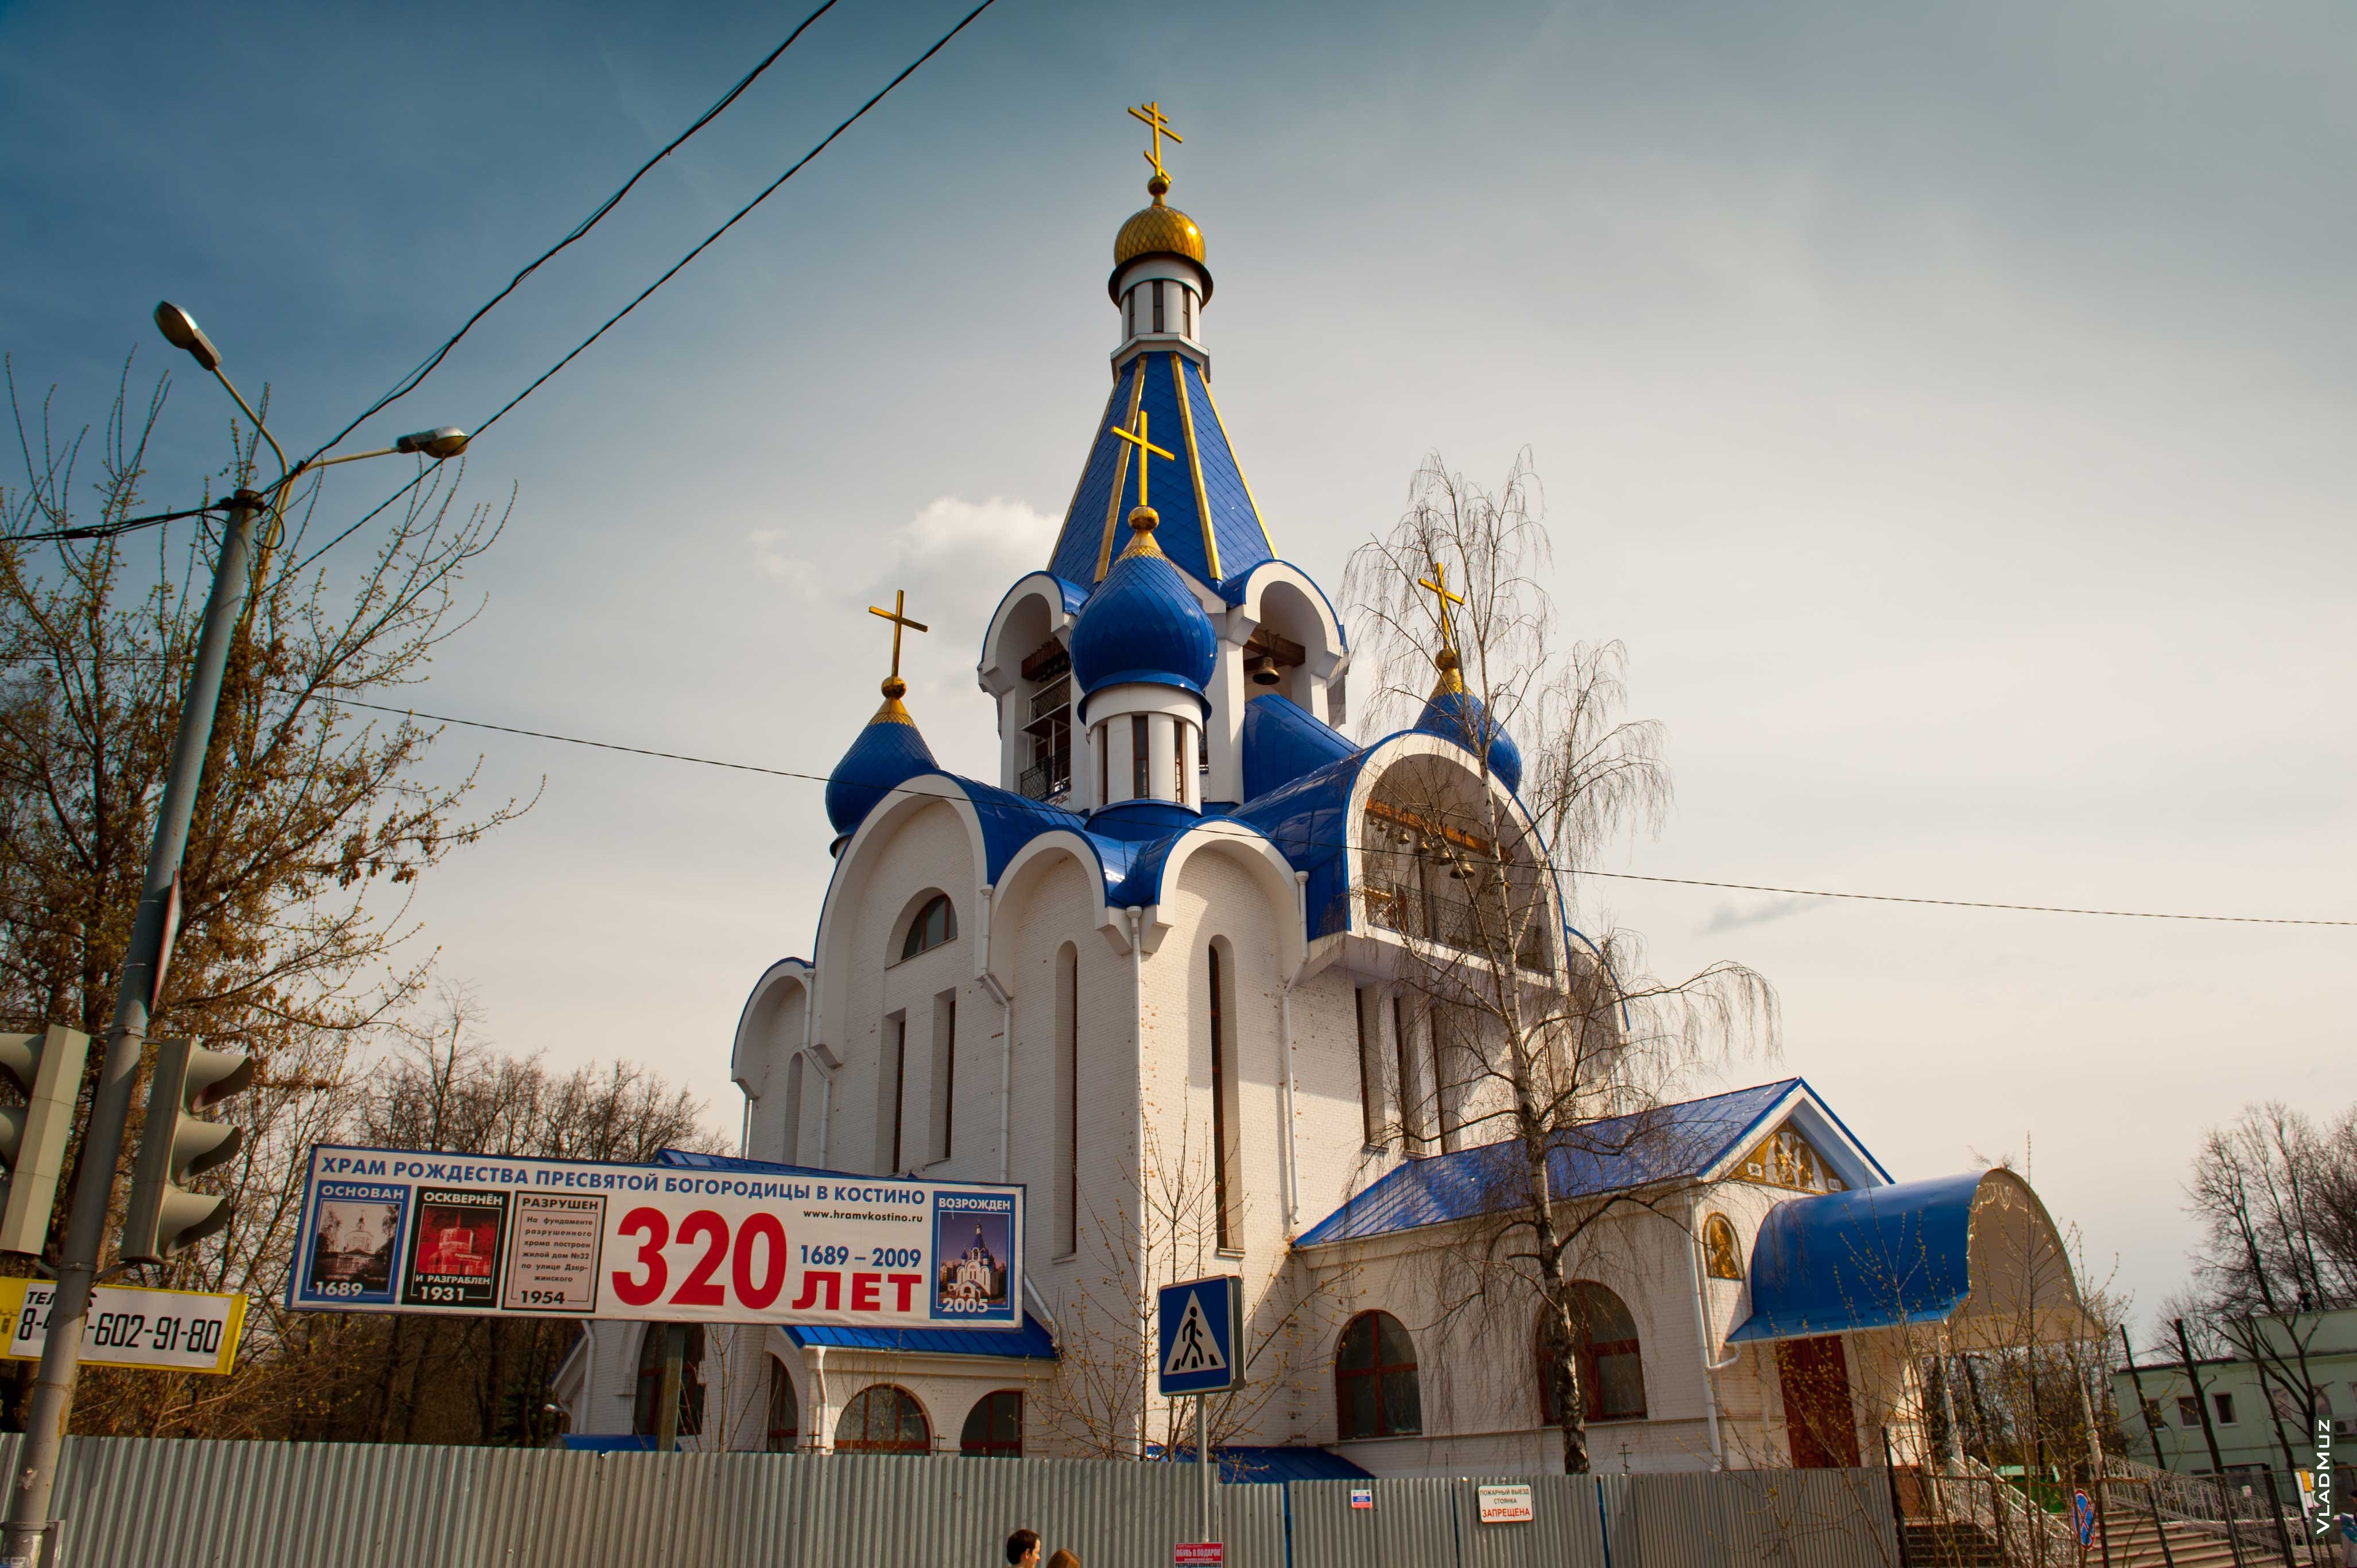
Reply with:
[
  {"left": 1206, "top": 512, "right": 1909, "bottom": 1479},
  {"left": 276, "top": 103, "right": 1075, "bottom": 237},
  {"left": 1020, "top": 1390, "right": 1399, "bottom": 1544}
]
[{"left": 553, "top": 111, "right": 2091, "bottom": 1473}]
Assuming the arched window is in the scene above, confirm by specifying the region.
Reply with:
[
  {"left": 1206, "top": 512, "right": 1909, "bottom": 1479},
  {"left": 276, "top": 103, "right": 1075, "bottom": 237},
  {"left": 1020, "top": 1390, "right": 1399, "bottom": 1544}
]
[
  {"left": 1536, "top": 1283, "right": 1647, "bottom": 1425},
  {"left": 1055, "top": 942, "right": 1079, "bottom": 1256},
  {"left": 782, "top": 1054, "right": 805, "bottom": 1165},
  {"left": 835, "top": 1384, "right": 931, "bottom": 1453},
  {"left": 631, "top": 1324, "right": 705, "bottom": 1438},
  {"left": 959, "top": 1390, "right": 1024, "bottom": 1457},
  {"left": 1207, "top": 942, "right": 1238, "bottom": 1249},
  {"left": 901, "top": 895, "right": 956, "bottom": 960},
  {"left": 1702, "top": 1214, "right": 1744, "bottom": 1281},
  {"left": 1335, "top": 1311, "right": 1421, "bottom": 1439},
  {"left": 766, "top": 1357, "right": 800, "bottom": 1452}
]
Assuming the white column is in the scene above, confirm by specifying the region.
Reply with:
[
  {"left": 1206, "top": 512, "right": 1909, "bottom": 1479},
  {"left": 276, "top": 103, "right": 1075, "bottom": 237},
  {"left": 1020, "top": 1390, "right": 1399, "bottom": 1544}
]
[
  {"left": 1148, "top": 714, "right": 1177, "bottom": 804},
  {"left": 1111, "top": 719, "right": 1137, "bottom": 803},
  {"left": 999, "top": 692, "right": 1023, "bottom": 793}
]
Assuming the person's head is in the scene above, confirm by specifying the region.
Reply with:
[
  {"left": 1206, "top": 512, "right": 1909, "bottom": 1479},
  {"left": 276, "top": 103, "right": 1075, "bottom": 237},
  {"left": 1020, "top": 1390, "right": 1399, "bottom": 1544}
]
[
  {"left": 1046, "top": 1551, "right": 1081, "bottom": 1568},
  {"left": 1006, "top": 1528, "right": 1041, "bottom": 1566}
]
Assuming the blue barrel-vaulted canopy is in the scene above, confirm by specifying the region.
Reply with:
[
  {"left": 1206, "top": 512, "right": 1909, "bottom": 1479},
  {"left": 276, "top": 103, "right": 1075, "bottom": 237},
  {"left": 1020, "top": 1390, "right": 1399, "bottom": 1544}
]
[{"left": 1727, "top": 1168, "right": 2094, "bottom": 1348}]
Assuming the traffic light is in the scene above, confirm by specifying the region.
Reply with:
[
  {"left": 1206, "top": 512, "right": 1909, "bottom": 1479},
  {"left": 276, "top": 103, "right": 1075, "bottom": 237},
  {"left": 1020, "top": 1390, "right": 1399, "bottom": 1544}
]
[
  {"left": 120, "top": 1038, "right": 251, "bottom": 1264},
  {"left": 0, "top": 1026, "right": 92, "bottom": 1255}
]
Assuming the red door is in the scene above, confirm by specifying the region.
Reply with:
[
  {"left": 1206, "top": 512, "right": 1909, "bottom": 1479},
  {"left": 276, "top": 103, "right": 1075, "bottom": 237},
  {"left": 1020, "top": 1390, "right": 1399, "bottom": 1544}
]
[{"left": 1776, "top": 1336, "right": 1861, "bottom": 1468}]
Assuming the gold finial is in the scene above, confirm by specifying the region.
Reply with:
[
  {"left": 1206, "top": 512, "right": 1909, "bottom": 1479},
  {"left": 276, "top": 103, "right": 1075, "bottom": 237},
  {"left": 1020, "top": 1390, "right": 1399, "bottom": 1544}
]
[
  {"left": 866, "top": 589, "right": 929, "bottom": 713},
  {"left": 1127, "top": 100, "right": 1183, "bottom": 199},
  {"left": 1108, "top": 406, "right": 1175, "bottom": 517},
  {"left": 1418, "top": 560, "right": 1468, "bottom": 693}
]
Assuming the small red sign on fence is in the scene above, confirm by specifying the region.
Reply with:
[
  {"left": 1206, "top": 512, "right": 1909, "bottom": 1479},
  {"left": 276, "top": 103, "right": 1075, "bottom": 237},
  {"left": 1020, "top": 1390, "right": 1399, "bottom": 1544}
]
[{"left": 1174, "top": 1546, "right": 1224, "bottom": 1566}]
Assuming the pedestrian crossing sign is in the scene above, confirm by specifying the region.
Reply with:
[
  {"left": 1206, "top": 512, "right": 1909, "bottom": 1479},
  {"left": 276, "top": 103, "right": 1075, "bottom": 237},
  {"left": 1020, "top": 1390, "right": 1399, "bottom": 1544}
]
[{"left": 1157, "top": 1275, "right": 1243, "bottom": 1396}]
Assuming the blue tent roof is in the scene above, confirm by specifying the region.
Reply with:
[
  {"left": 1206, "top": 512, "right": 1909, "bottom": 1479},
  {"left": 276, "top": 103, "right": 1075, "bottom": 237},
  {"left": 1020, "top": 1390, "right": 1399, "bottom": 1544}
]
[
  {"left": 1047, "top": 352, "right": 1274, "bottom": 592},
  {"left": 1726, "top": 1171, "right": 1987, "bottom": 1343},
  {"left": 1296, "top": 1081, "right": 1804, "bottom": 1247}
]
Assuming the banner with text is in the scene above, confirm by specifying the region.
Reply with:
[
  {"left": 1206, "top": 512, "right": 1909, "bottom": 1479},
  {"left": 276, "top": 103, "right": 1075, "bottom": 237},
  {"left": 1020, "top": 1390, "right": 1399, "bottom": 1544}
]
[{"left": 288, "top": 1146, "right": 1023, "bottom": 1331}]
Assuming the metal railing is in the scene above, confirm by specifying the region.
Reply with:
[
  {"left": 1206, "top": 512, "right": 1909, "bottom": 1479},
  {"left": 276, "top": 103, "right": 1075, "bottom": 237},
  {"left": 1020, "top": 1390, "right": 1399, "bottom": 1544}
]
[
  {"left": 2100, "top": 1455, "right": 2320, "bottom": 1567},
  {"left": 1366, "top": 883, "right": 1550, "bottom": 971},
  {"left": 1017, "top": 760, "right": 1070, "bottom": 802},
  {"left": 1905, "top": 1454, "right": 2327, "bottom": 1568}
]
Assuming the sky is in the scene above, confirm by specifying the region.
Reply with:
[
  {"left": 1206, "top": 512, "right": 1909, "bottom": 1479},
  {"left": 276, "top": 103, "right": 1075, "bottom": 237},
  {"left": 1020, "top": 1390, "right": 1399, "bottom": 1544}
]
[{"left": 3, "top": 0, "right": 2351, "bottom": 1337}]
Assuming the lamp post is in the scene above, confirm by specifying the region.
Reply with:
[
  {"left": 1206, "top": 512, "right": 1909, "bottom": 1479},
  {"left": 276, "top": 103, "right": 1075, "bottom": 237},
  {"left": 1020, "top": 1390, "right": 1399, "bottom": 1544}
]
[{"left": 0, "top": 304, "right": 466, "bottom": 1568}]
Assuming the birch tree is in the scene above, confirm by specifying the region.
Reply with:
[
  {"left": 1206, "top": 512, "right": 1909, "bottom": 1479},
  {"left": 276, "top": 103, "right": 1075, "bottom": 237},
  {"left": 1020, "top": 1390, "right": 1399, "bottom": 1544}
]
[{"left": 1341, "top": 451, "right": 1774, "bottom": 1472}]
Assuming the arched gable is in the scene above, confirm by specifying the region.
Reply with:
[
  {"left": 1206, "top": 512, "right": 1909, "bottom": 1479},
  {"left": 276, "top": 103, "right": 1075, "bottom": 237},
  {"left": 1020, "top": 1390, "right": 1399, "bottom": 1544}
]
[
  {"left": 816, "top": 778, "right": 985, "bottom": 1049},
  {"left": 976, "top": 572, "right": 1083, "bottom": 697},
  {"left": 732, "top": 958, "right": 813, "bottom": 1102},
  {"left": 1343, "top": 733, "right": 1556, "bottom": 948},
  {"left": 991, "top": 832, "right": 1122, "bottom": 967},
  {"left": 1143, "top": 822, "right": 1305, "bottom": 970}
]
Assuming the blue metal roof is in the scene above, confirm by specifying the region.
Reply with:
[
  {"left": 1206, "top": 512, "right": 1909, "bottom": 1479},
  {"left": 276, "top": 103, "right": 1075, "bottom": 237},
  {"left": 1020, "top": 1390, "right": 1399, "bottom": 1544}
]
[
  {"left": 1070, "top": 531, "right": 1217, "bottom": 709},
  {"left": 1416, "top": 684, "right": 1523, "bottom": 793},
  {"left": 1226, "top": 1446, "right": 1372, "bottom": 1483},
  {"left": 824, "top": 711, "right": 940, "bottom": 842},
  {"left": 656, "top": 1148, "right": 852, "bottom": 1178},
  {"left": 1242, "top": 693, "right": 1360, "bottom": 802},
  {"left": 1228, "top": 748, "right": 1366, "bottom": 940},
  {"left": 785, "top": 1311, "right": 1059, "bottom": 1360},
  {"left": 1143, "top": 1446, "right": 1373, "bottom": 1483},
  {"left": 1047, "top": 352, "right": 1274, "bottom": 592},
  {"left": 1726, "top": 1171, "right": 1987, "bottom": 1343},
  {"left": 1294, "top": 1081, "right": 1804, "bottom": 1248}
]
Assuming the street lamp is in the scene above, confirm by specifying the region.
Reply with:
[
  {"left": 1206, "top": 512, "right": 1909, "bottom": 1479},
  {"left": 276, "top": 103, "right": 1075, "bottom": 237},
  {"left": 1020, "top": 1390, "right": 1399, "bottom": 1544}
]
[{"left": 0, "top": 304, "right": 469, "bottom": 1568}]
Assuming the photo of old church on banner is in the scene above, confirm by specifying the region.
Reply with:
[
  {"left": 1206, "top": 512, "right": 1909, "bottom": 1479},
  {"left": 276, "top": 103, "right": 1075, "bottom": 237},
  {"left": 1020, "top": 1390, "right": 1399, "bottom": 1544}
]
[{"left": 289, "top": 1143, "right": 1021, "bottom": 1335}]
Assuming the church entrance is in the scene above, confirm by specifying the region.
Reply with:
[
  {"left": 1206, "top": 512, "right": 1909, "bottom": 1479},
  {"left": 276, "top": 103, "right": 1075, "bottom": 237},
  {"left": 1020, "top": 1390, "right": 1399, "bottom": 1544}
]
[{"left": 1775, "top": 1335, "right": 1860, "bottom": 1468}]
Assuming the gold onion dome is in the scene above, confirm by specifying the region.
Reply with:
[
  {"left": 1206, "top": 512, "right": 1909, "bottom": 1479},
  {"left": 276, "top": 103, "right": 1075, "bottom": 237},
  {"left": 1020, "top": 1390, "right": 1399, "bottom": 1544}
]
[{"left": 1114, "top": 174, "right": 1207, "bottom": 267}]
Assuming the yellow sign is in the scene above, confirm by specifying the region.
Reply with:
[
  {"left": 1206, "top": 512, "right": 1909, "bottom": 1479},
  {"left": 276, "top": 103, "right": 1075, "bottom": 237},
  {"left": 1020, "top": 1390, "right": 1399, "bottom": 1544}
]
[{"left": 0, "top": 1275, "right": 246, "bottom": 1376}]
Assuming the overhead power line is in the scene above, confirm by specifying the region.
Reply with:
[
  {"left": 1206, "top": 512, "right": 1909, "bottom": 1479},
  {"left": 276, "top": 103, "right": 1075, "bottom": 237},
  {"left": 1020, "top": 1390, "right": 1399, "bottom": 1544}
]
[
  {"left": 20, "top": 1, "right": 993, "bottom": 565},
  {"left": 9, "top": 501, "right": 231, "bottom": 545},
  {"left": 302, "top": 0, "right": 1001, "bottom": 573},
  {"left": 303, "top": 0, "right": 846, "bottom": 466},
  {"left": 461, "top": 0, "right": 1001, "bottom": 448},
  {"left": 313, "top": 694, "right": 2357, "bottom": 930}
]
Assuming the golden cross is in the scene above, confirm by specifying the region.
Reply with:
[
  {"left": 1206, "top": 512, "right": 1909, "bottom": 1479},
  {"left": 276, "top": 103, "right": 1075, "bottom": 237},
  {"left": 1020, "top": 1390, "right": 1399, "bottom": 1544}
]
[
  {"left": 1109, "top": 407, "right": 1175, "bottom": 511},
  {"left": 867, "top": 588, "right": 929, "bottom": 681},
  {"left": 1127, "top": 100, "right": 1183, "bottom": 181},
  {"left": 1418, "top": 560, "right": 1466, "bottom": 651}
]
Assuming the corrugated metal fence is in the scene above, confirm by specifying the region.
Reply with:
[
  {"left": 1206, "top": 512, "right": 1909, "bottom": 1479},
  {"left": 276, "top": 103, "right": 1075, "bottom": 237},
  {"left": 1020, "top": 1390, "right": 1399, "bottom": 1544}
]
[
  {"left": 0, "top": 1437, "right": 1897, "bottom": 1568},
  {"left": 1288, "top": 1469, "right": 1898, "bottom": 1568}
]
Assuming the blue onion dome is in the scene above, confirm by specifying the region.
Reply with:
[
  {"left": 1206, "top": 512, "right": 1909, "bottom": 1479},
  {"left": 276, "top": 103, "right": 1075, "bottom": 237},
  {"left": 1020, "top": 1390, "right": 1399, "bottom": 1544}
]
[
  {"left": 1414, "top": 648, "right": 1524, "bottom": 793},
  {"left": 1067, "top": 507, "right": 1217, "bottom": 703},
  {"left": 824, "top": 676, "right": 939, "bottom": 848}
]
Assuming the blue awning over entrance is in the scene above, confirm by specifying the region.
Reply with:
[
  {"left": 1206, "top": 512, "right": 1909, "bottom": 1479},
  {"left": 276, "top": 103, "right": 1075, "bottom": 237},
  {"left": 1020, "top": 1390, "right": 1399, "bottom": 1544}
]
[{"left": 1727, "top": 1168, "right": 2091, "bottom": 1346}]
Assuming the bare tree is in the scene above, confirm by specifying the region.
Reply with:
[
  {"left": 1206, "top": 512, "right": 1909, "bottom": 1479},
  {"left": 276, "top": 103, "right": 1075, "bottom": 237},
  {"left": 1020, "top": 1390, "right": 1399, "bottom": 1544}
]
[
  {"left": 78, "top": 985, "right": 720, "bottom": 1443},
  {"left": 0, "top": 353, "right": 540, "bottom": 1430},
  {"left": 2174, "top": 1101, "right": 2356, "bottom": 1479},
  {"left": 1032, "top": 1116, "right": 1359, "bottom": 1463},
  {"left": 1340, "top": 451, "right": 1775, "bottom": 1473}
]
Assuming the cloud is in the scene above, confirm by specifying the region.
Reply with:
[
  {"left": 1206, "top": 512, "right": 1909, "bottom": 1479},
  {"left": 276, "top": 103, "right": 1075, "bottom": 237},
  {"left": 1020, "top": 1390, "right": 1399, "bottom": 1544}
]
[
  {"left": 1699, "top": 894, "right": 1821, "bottom": 935},
  {"left": 863, "top": 496, "right": 1060, "bottom": 655},
  {"left": 743, "top": 529, "right": 817, "bottom": 591}
]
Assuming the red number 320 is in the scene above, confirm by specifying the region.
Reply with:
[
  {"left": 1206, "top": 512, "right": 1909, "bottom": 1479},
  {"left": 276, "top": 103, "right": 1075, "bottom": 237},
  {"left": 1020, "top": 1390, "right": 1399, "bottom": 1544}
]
[{"left": 610, "top": 1207, "right": 788, "bottom": 1311}]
